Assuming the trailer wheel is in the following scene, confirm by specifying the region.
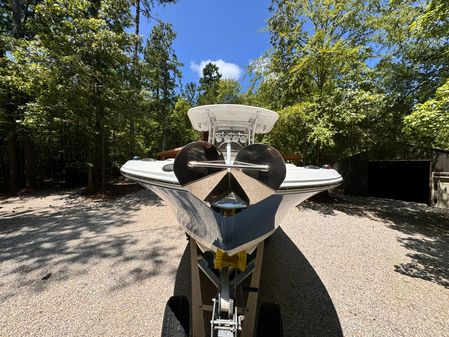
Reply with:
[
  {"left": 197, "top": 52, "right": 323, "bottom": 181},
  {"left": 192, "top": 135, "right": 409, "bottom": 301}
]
[
  {"left": 256, "top": 302, "right": 283, "bottom": 337},
  {"left": 161, "top": 295, "right": 190, "bottom": 337}
]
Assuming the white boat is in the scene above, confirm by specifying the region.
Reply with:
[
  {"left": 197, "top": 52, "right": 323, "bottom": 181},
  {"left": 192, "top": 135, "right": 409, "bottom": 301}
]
[
  {"left": 120, "top": 104, "right": 342, "bottom": 337},
  {"left": 121, "top": 104, "right": 342, "bottom": 255}
]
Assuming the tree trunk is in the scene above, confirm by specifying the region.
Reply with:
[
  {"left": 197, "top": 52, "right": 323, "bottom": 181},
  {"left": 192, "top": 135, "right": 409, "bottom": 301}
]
[
  {"left": 24, "top": 136, "right": 35, "bottom": 189},
  {"left": 94, "top": 82, "right": 106, "bottom": 191},
  {"left": 162, "top": 110, "right": 168, "bottom": 151},
  {"left": 7, "top": 133, "right": 19, "bottom": 194},
  {"left": 8, "top": 0, "right": 23, "bottom": 194},
  {"left": 87, "top": 165, "right": 93, "bottom": 191},
  {"left": 129, "top": 0, "right": 141, "bottom": 156},
  {"left": 303, "top": 144, "right": 308, "bottom": 165},
  {"left": 12, "top": 0, "right": 22, "bottom": 37},
  {"left": 134, "top": 0, "right": 140, "bottom": 63}
]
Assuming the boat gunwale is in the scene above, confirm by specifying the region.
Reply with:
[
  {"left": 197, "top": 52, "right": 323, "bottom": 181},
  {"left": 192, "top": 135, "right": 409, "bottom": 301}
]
[{"left": 120, "top": 168, "right": 342, "bottom": 194}]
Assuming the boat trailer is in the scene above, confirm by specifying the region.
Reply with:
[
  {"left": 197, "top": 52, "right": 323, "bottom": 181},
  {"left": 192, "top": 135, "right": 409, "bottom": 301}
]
[{"left": 161, "top": 237, "right": 282, "bottom": 337}]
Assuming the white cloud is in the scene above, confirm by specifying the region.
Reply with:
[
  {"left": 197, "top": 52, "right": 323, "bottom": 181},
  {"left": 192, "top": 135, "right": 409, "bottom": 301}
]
[{"left": 190, "top": 59, "right": 243, "bottom": 80}]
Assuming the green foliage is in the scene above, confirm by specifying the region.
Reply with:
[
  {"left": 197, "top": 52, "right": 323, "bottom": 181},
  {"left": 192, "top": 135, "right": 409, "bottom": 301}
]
[
  {"left": 167, "top": 98, "right": 200, "bottom": 148},
  {"left": 182, "top": 82, "right": 199, "bottom": 106},
  {"left": 0, "top": 0, "right": 180, "bottom": 191},
  {"left": 371, "top": 0, "right": 448, "bottom": 145},
  {"left": 247, "top": 0, "right": 449, "bottom": 163},
  {"left": 200, "top": 63, "right": 222, "bottom": 87},
  {"left": 198, "top": 62, "right": 222, "bottom": 105},
  {"left": 413, "top": 0, "right": 449, "bottom": 38},
  {"left": 142, "top": 21, "right": 182, "bottom": 151},
  {"left": 262, "top": 103, "right": 315, "bottom": 161},
  {"left": 14, "top": 0, "right": 135, "bottom": 182},
  {"left": 394, "top": 0, "right": 449, "bottom": 149},
  {"left": 254, "top": 0, "right": 385, "bottom": 163},
  {"left": 264, "top": 88, "right": 385, "bottom": 163},
  {"left": 197, "top": 65, "right": 242, "bottom": 105},
  {"left": 216, "top": 79, "right": 242, "bottom": 104},
  {"left": 404, "top": 79, "right": 449, "bottom": 149}
]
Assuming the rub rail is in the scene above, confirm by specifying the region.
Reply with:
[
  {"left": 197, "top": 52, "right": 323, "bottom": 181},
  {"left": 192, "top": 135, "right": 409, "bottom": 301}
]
[{"left": 188, "top": 161, "right": 270, "bottom": 172}]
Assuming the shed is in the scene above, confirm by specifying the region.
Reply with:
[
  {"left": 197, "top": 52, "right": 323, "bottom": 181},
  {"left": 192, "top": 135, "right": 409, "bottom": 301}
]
[{"left": 335, "top": 144, "right": 449, "bottom": 207}]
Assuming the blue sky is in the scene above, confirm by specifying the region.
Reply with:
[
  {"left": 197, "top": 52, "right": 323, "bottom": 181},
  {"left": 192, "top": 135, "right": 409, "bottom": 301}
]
[{"left": 141, "top": 0, "right": 273, "bottom": 89}]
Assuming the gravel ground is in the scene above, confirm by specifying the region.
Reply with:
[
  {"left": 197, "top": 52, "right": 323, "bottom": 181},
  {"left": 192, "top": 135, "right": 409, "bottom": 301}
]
[{"left": 1, "top": 188, "right": 448, "bottom": 337}]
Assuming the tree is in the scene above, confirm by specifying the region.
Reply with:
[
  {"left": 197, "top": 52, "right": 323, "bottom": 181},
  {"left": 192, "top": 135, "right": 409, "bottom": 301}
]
[
  {"left": 404, "top": 80, "right": 449, "bottom": 149},
  {"left": 130, "top": 0, "right": 176, "bottom": 155},
  {"left": 5, "top": 0, "right": 136, "bottom": 190},
  {"left": 216, "top": 79, "right": 242, "bottom": 104},
  {"left": 402, "top": 0, "right": 449, "bottom": 149},
  {"left": 198, "top": 63, "right": 222, "bottom": 105},
  {"left": 132, "top": 0, "right": 178, "bottom": 82},
  {"left": 182, "top": 82, "right": 199, "bottom": 106},
  {"left": 142, "top": 21, "right": 182, "bottom": 151},
  {"left": 0, "top": 0, "right": 40, "bottom": 192},
  {"left": 166, "top": 98, "right": 199, "bottom": 148},
  {"left": 258, "top": 0, "right": 384, "bottom": 164},
  {"left": 0, "top": 0, "right": 189, "bottom": 192},
  {"left": 413, "top": 0, "right": 449, "bottom": 38},
  {"left": 371, "top": 1, "right": 428, "bottom": 140}
]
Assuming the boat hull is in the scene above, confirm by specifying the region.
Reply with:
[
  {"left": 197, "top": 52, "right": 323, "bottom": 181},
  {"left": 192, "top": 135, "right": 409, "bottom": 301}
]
[
  {"left": 121, "top": 158, "right": 342, "bottom": 254},
  {"left": 139, "top": 181, "right": 335, "bottom": 255}
]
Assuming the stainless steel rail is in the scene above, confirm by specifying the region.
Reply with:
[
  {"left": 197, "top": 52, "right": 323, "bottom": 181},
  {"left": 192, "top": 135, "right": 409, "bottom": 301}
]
[{"left": 188, "top": 161, "right": 270, "bottom": 172}]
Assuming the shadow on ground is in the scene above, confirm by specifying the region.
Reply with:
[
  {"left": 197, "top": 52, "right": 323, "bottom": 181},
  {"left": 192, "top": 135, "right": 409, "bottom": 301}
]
[
  {"left": 0, "top": 189, "right": 170, "bottom": 300},
  {"left": 303, "top": 195, "right": 449, "bottom": 289},
  {"left": 173, "top": 228, "right": 343, "bottom": 337}
]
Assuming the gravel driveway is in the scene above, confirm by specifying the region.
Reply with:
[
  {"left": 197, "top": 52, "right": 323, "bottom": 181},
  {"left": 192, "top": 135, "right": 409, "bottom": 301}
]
[{"left": 1, "top": 188, "right": 448, "bottom": 337}]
